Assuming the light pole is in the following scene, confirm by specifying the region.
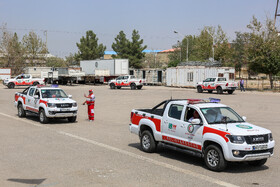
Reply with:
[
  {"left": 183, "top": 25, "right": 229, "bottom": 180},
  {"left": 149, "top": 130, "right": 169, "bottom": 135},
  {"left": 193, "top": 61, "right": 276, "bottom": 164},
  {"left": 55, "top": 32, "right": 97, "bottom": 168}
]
[
  {"left": 205, "top": 30, "right": 215, "bottom": 62},
  {"left": 174, "top": 31, "right": 189, "bottom": 62}
]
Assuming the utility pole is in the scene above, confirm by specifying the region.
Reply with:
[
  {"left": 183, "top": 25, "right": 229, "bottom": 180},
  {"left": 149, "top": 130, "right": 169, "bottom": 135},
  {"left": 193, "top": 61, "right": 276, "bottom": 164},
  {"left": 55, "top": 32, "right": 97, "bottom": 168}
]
[
  {"left": 205, "top": 29, "right": 215, "bottom": 62},
  {"left": 174, "top": 30, "right": 189, "bottom": 61},
  {"left": 44, "top": 30, "right": 48, "bottom": 49},
  {"left": 275, "top": 0, "right": 280, "bottom": 31}
]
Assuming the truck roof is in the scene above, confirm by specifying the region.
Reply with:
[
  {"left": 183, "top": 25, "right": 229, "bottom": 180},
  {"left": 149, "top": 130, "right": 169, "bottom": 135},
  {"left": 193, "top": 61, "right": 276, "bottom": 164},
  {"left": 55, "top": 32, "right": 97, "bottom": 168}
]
[
  {"left": 29, "top": 85, "right": 61, "bottom": 90},
  {"left": 165, "top": 98, "right": 226, "bottom": 108}
]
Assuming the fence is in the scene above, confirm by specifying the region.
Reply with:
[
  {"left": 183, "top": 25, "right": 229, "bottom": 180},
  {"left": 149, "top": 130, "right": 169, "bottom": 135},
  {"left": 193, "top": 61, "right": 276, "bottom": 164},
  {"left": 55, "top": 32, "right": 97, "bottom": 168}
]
[{"left": 238, "top": 76, "right": 280, "bottom": 91}]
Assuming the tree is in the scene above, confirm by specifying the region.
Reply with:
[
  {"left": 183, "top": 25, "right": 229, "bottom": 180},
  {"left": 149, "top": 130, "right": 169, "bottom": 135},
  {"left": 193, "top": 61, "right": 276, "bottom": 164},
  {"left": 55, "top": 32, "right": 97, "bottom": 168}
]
[
  {"left": 65, "top": 53, "right": 79, "bottom": 66},
  {"left": 76, "top": 30, "right": 106, "bottom": 61},
  {"left": 246, "top": 16, "right": 280, "bottom": 89},
  {"left": 112, "top": 30, "right": 147, "bottom": 69},
  {"left": 0, "top": 24, "right": 25, "bottom": 75},
  {"left": 22, "top": 31, "right": 48, "bottom": 66},
  {"left": 46, "top": 57, "right": 68, "bottom": 67}
]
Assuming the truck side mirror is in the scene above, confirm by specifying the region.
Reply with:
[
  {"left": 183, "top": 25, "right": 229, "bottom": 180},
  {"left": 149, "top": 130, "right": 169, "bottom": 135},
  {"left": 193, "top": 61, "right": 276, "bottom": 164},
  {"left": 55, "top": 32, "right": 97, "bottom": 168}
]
[
  {"left": 191, "top": 119, "right": 201, "bottom": 125},
  {"left": 68, "top": 95, "right": 72, "bottom": 99},
  {"left": 34, "top": 95, "right": 39, "bottom": 99},
  {"left": 242, "top": 116, "right": 246, "bottom": 121}
]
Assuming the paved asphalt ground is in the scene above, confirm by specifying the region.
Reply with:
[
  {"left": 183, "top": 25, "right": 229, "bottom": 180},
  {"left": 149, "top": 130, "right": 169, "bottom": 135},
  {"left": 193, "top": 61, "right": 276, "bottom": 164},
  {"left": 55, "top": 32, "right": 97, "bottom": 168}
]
[{"left": 0, "top": 84, "right": 279, "bottom": 187}]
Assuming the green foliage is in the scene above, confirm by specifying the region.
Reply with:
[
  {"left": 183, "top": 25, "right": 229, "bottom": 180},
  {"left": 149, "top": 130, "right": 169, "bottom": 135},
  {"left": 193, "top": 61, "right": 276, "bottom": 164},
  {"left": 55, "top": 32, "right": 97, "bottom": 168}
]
[
  {"left": 46, "top": 57, "right": 68, "bottom": 67},
  {"left": 112, "top": 30, "right": 147, "bottom": 69},
  {"left": 246, "top": 16, "right": 280, "bottom": 89},
  {"left": 22, "top": 31, "right": 48, "bottom": 66},
  {"left": 65, "top": 53, "right": 79, "bottom": 66},
  {"left": 76, "top": 30, "right": 106, "bottom": 61}
]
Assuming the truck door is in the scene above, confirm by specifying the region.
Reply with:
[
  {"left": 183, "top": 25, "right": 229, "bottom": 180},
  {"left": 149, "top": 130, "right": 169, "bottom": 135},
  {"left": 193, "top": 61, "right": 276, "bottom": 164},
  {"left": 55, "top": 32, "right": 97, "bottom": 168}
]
[
  {"left": 179, "top": 107, "right": 203, "bottom": 151},
  {"left": 33, "top": 89, "right": 41, "bottom": 110},
  {"left": 161, "top": 104, "right": 184, "bottom": 143},
  {"left": 26, "top": 87, "right": 37, "bottom": 112}
]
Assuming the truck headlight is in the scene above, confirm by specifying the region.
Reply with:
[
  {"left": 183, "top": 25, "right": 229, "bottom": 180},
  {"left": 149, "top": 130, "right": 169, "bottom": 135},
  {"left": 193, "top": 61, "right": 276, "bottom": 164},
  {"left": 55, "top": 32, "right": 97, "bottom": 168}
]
[
  {"left": 268, "top": 133, "right": 273, "bottom": 141},
  {"left": 72, "top": 102, "right": 77, "bottom": 107},
  {"left": 47, "top": 103, "right": 56, "bottom": 108},
  {"left": 226, "top": 135, "right": 245, "bottom": 144}
]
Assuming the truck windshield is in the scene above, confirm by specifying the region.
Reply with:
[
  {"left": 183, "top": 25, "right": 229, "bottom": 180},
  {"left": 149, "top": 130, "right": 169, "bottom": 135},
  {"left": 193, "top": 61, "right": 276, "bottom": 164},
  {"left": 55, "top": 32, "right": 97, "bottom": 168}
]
[
  {"left": 41, "top": 89, "right": 68, "bottom": 98},
  {"left": 200, "top": 107, "right": 244, "bottom": 124}
]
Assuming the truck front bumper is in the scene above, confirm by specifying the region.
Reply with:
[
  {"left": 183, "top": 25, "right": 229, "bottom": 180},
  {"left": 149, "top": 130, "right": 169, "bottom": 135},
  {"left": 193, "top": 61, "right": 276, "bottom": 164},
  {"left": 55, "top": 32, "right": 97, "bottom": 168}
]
[{"left": 46, "top": 108, "right": 78, "bottom": 118}]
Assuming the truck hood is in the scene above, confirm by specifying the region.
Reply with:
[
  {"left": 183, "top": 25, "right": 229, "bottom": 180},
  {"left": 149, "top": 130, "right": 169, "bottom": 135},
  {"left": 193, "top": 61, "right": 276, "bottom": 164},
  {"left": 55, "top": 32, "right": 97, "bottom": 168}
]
[
  {"left": 42, "top": 98, "right": 76, "bottom": 104},
  {"left": 210, "top": 122, "right": 271, "bottom": 135}
]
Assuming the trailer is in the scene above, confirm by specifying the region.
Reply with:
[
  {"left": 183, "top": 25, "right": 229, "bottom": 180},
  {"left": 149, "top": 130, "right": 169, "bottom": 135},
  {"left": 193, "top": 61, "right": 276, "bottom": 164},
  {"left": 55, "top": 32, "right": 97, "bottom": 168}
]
[
  {"left": 80, "top": 59, "right": 129, "bottom": 84},
  {"left": 166, "top": 66, "right": 235, "bottom": 87},
  {"left": 24, "top": 67, "right": 85, "bottom": 85}
]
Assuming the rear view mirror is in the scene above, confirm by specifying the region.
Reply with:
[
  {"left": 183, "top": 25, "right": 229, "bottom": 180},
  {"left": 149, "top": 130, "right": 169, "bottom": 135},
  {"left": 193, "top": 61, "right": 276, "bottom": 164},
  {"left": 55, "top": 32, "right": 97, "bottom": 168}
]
[
  {"left": 68, "top": 95, "right": 72, "bottom": 99},
  {"left": 191, "top": 119, "right": 201, "bottom": 125},
  {"left": 34, "top": 95, "right": 39, "bottom": 99},
  {"left": 242, "top": 116, "right": 247, "bottom": 121}
]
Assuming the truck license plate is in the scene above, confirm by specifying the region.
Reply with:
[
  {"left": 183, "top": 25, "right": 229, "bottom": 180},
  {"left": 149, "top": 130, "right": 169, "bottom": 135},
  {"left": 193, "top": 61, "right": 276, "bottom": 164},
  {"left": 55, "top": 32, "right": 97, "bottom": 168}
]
[
  {"left": 252, "top": 144, "right": 267, "bottom": 150},
  {"left": 60, "top": 108, "right": 70, "bottom": 112}
]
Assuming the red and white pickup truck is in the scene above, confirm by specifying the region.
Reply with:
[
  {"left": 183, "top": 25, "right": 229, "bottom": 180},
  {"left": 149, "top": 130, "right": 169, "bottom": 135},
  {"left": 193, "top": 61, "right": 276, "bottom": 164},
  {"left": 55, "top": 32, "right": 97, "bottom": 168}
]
[
  {"left": 14, "top": 85, "right": 78, "bottom": 123},
  {"left": 3, "top": 74, "right": 45, "bottom": 89},
  {"left": 196, "top": 77, "right": 238, "bottom": 94},
  {"left": 129, "top": 98, "right": 275, "bottom": 171},
  {"left": 108, "top": 75, "right": 144, "bottom": 90}
]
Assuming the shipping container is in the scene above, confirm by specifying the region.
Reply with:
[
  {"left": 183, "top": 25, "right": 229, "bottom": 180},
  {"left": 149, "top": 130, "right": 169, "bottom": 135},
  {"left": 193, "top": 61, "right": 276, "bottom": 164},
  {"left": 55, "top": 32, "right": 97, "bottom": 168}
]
[
  {"left": 166, "top": 66, "right": 235, "bottom": 87},
  {"left": 0, "top": 68, "right": 11, "bottom": 80},
  {"left": 130, "top": 68, "right": 166, "bottom": 85}
]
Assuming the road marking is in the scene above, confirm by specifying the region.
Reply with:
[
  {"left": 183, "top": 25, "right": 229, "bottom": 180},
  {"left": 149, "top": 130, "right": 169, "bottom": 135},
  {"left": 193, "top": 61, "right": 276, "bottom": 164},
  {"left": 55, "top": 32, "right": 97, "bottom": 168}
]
[{"left": 0, "top": 112, "right": 239, "bottom": 187}]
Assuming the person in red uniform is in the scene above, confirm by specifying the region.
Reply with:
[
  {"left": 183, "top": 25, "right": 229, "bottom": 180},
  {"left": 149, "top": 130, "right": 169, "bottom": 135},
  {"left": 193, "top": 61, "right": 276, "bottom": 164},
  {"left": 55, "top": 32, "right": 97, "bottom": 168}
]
[{"left": 83, "top": 89, "right": 95, "bottom": 121}]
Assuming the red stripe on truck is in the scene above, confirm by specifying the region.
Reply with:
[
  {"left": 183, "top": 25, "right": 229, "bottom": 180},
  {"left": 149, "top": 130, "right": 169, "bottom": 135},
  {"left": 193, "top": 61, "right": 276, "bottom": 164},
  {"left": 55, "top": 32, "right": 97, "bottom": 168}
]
[
  {"left": 203, "top": 126, "right": 230, "bottom": 142},
  {"left": 162, "top": 135, "right": 202, "bottom": 150},
  {"left": 131, "top": 113, "right": 161, "bottom": 132}
]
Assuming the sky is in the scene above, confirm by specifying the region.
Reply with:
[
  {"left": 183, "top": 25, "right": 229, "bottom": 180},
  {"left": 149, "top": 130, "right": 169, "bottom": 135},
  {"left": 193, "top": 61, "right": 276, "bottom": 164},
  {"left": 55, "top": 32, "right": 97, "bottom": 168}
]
[{"left": 0, "top": 0, "right": 277, "bottom": 58}]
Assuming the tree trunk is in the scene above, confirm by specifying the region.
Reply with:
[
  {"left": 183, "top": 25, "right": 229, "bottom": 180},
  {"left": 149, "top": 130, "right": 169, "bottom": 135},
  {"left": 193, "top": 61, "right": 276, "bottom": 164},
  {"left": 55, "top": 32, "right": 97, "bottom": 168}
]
[{"left": 269, "top": 73, "right": 274, "bottom": 89}]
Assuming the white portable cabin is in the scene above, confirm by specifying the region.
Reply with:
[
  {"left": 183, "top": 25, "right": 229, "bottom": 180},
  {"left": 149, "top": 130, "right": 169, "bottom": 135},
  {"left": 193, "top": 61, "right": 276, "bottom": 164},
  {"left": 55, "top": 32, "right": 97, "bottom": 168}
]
[
  {"left": 80, "top": 59, "right": 129, "bottom": 76},
  {"left": 166, "top": 66, "right": 235, "bottom": 87},
  {"left": 129, "top": 68, "right": 166, "bottom": 85},
  {"left": 0, "top": 68, "right": 11, "bottom": 80}
]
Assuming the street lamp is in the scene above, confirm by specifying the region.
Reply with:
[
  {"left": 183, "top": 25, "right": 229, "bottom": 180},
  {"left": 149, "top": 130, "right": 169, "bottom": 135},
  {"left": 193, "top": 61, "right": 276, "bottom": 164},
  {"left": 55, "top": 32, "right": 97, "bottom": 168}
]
[
  {"left": 204, "top": 30, "right": 215, "bottom": 62},
  {"left": 174, "top": 31, "right": 189, "bottom": 62}
]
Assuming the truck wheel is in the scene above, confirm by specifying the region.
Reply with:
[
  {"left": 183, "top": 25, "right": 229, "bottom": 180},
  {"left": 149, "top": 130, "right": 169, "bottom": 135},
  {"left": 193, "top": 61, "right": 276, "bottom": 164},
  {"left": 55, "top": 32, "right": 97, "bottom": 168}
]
[
  {"left": 39, "top": 109, "right": 49, "bottom": 124},
  {"left": 110, "top": 83, "right": 115, "bottom": 89},
  {"left": 197, "top": 86, "right": 203, "bottom": 93},
  {"left": 33, "top": 82, "right": 39, "bottom": 86},
  {"left": 130, "top": 83, "right": 136, "bottom": 90},
  {"left": 18, "top": 103, "right": 26, "bottom": 118},
  {"left": 228, "top": 90, "right": 234, "bottom": 94},
  {"left": 208, "top": 90, "right": 213, "bottom": 93},
  {"left": 137, "top": 85, "right": 143, "bottom": 89},
  {"left": 247, "top": 159, "right": 267, "bottom": 167},
  {"left": 204, "top": 145, "right": 227, "bottom": 171},
  {"left": 140, "top": 130, "right": 157, "bottom": 153},
  {"left": 217, "top": 87, "right": 223, "bottom": 94},
  {"left": 117, "top": 86, "right": 121, "bottom": 89},
  {"left": 8, "top": 82, "right": 15, "bottom": 89},
  {"left": 68, "top": 116, "right": 77, "bottom": 123}
]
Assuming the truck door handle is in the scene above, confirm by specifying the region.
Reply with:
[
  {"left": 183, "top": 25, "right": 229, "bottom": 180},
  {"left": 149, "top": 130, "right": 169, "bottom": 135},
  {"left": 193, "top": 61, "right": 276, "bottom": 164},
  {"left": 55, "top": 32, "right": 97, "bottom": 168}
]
[{"left": 181, "top": 124, "right": 185, "bottom": 128}]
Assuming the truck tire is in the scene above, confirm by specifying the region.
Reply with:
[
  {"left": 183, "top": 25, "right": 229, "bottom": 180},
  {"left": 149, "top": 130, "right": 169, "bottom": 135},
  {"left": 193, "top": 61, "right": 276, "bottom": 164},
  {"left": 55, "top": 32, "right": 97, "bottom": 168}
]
[
  {"left": 110, "top": 83, "right": 116, "bottom": 89},
  {"left": 137, "top": 85, "right": 143, "bottom": 89},
  {"left": 117, "top": 86, "right": 121, "bottom": 89},
  {"left": 247, "top": 159, "right": 267, "bottom": 167},
  {"left": 33, "top": 82, "right": 39, "bottom": 86},
  {"left": 197, "top": 86, "right": 203, "bottom": 93},
  {"left": 228, "top": 90, "right": 234, "bottom": 94},
  {"left": 217, "top": 87, "right": 223, "bottom": 94},
  {"left": 204, "top": 144, "right": 227, "bottom": 171},
  {"left": 68, "top": 116, "right": 77, "bottom": 123},
  {"left": 18, "top": 103, "right": 26, "bottom": 118},
  {"left": 8, "top": 82, "right": 15, "bottom": 89},
  {"left": 130, "top": 83, "right": 136, "bottom": 90},
  {"left": 140, "top": 130, "right": 157, "bottom": 153},
  {"left": 208, "top": 90, "right": 213, "bottom": 93},
  {"left": 39, "top": 109, "right": 49, "bottom": 124}
]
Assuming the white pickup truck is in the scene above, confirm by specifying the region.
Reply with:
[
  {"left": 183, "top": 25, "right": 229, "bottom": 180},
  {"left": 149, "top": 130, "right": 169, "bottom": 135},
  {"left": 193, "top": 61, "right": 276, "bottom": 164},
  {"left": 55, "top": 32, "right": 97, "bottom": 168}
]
[
  {"left": 108, "top": 75, "right": 144, "bottom": 90},
  {"left": 14, "top": 85, "right": 78, "bottom": 123},
  {"left": 196, "top": 77, "right": 238, "bottom": 94},
  {"left": 129, "top": 98, "right": 275, "bottom": 171},
  {"left": 3, "top": 74, "right": 45, "bottom": 89}
]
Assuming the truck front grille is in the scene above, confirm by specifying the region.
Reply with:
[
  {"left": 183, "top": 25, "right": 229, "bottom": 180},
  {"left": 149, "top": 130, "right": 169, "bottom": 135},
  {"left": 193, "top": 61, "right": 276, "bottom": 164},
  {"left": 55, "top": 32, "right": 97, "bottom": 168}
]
[
  {"left": 56, "top": 103, "right": 72, "bottom": 108},
  {"left": 244, "top": 134, "right": 268, "bottom": 144}
]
